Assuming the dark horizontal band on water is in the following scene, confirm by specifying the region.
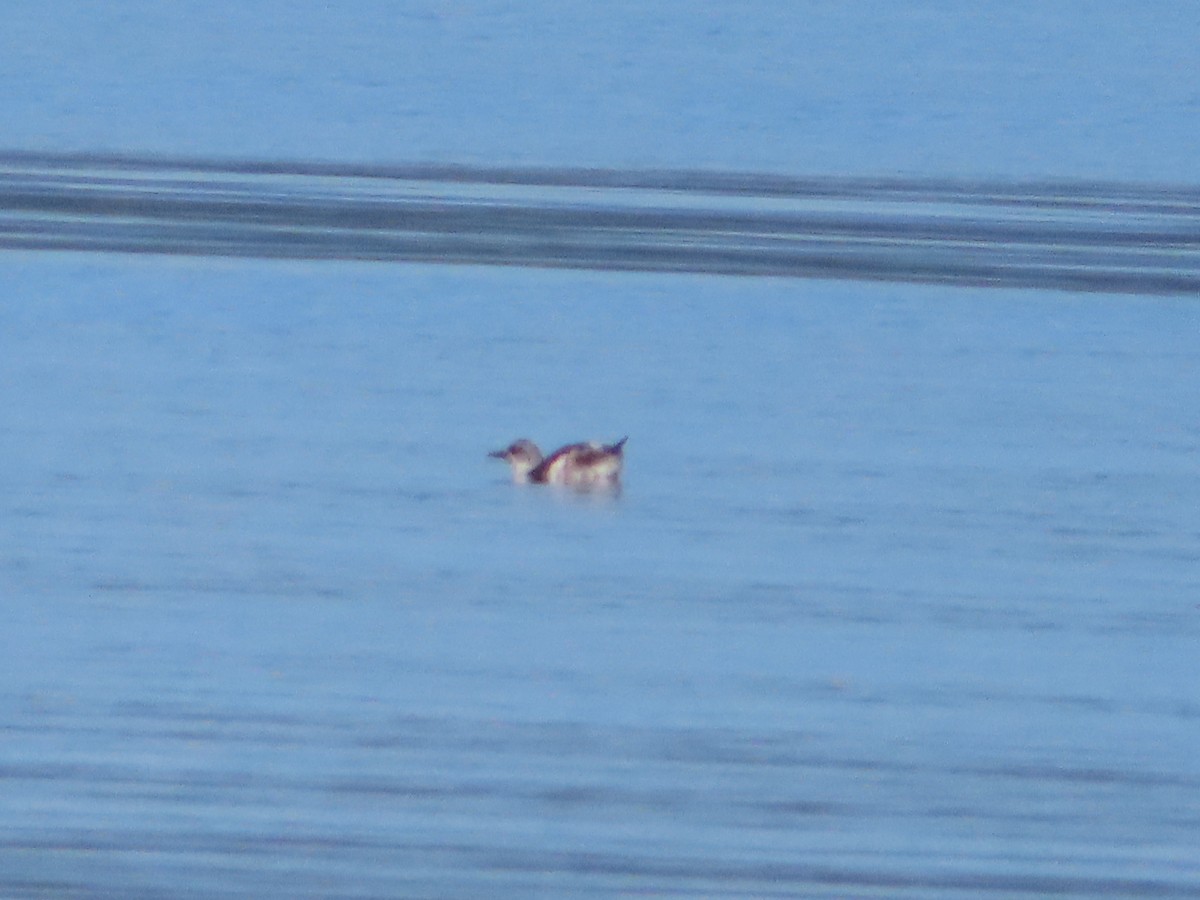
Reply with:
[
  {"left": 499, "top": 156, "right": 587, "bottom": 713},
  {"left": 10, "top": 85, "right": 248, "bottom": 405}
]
[{"left": 2, "top": 150, "right": 1198, "bottom": 293}]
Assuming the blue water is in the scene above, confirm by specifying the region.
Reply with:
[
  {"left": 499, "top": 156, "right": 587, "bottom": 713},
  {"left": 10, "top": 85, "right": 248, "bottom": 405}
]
[
  {"left": 3, "top": 255, "right": 1198, "bottom": 896},
  {"left": 3, "top": 2, "right": 1200, "bottom": 896},
  {"left": 4, "top": 1, "right": 1200, "bottom": 181}
]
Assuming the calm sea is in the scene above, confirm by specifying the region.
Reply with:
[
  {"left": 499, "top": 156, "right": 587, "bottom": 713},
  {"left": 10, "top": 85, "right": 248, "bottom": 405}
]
[
  {"left": 2, "top": 249, "right": 1198, "bottom": 897},
  {"left": 4, "top": 1, "right": 1200, "bottom": 895}
]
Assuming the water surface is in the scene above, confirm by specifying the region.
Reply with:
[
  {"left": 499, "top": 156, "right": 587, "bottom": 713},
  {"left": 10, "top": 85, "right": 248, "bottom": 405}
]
[{"left": 2, "top": 254, "right": 1197, "bottom": 897}]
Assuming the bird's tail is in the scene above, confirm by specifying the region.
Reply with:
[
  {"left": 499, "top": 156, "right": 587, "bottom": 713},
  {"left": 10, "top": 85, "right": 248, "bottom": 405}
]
[{"left": 606, "top": 436, "right": 628, "bottom": 454}]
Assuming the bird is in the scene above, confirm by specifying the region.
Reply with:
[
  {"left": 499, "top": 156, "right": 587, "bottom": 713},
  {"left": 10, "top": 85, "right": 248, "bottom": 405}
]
[{"left": 489, "top": 436, "right": 627, "bottom": 489}]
